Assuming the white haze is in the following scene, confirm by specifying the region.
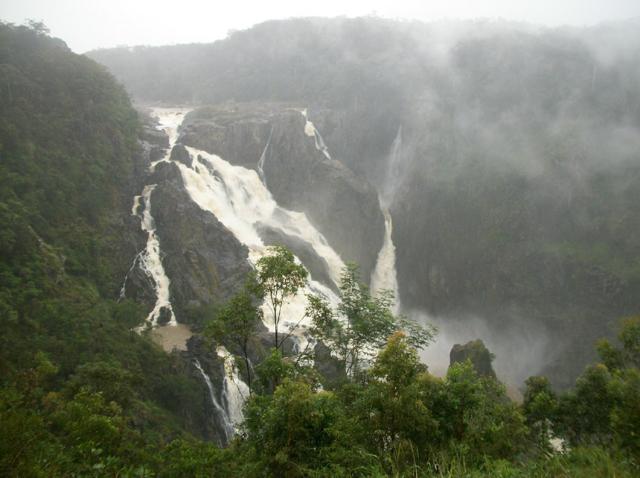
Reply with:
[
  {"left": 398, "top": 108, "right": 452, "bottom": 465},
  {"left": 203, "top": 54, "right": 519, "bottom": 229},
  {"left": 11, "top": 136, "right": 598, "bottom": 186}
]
[
  {"left": 1, "top": 0, "right": 639, "bottom": 52},
  {"left": 413, "top": 310, "right": 555, "bottom": 388}
]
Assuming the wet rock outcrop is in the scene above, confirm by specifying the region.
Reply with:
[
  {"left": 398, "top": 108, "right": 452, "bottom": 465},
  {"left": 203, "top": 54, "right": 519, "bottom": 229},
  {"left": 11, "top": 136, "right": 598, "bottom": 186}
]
[
  {"left": 119, "top": 117, "right": 171, "bottom": 309},
  {"left": 449, "top": 339, "right": 497, "bottom": 379},
  {"left": 256, "top": 223, "right": 337, "bottom": 292},
  {"left": 179, "top": 104, "right": 385, "bottom": 282},
  {"left": 180, "top": 104, "right": 273, "bottom": 169},
  {"left": 150, "top": 158, "right": 253, "bottom": 322},
  {"left": 185, "top": 336, "right": 233, "bottom": 445}
]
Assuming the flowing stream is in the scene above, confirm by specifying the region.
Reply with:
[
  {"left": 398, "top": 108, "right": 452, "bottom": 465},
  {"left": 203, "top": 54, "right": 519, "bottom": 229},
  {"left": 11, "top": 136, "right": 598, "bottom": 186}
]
[
  {"left": 194, "top": 359, "right": 234, "bottom": 443},
  {"left": 127, "top": 109, "right": 187, "bottom": 330}
]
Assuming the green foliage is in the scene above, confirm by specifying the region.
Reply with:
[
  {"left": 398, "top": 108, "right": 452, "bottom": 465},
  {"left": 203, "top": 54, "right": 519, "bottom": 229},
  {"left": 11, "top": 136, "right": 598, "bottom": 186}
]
[
  {"left": 255, "top": 245, "right": 308, "bottom": 348},
  {"left": 253, "top": 348, "right": 296, "bottom": 395},
  {"left": 522, "top": 376, "right": 558, "bottom": 451},
  {"left": 243, "top": 379, "right": 348, "bottom": 476},
  {"left": 543, "top": 317, "right": 640, "bottom": 469},
  {"left": 0, "top": 22, "right": 210, "bottom": 475},
  {"left": 205, "top": 279, "right": 263, "bottom": 392},
  {"left": 309, "top": 263, "right": 435, "bottom": 376},
  {"left": 158, "top": 439, "right": 235, "bottom": 478}
]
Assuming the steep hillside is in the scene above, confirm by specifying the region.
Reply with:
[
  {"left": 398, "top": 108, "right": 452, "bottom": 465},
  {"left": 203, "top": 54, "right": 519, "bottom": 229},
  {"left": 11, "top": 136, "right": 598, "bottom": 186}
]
[{"left": 0, "top": 22, "right": 215, "bottom": 474}]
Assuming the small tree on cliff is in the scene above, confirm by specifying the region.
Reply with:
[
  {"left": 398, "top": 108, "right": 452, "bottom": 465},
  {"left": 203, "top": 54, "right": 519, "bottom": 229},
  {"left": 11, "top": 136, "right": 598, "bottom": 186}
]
[
  {"left": 255, "top": 245, "right": 308, "bottom": 349},
  {"left": 307, "top": 263, "right": 435, "bottom": 377},
  {"left": 206, "top": 280, "right": 262, "bottom": 394}
]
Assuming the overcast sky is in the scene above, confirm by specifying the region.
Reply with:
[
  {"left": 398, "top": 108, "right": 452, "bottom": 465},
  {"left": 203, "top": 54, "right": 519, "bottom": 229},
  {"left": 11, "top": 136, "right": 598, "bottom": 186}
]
[{"left": 1, "top": 0, "right": 639, "bottom": 53}]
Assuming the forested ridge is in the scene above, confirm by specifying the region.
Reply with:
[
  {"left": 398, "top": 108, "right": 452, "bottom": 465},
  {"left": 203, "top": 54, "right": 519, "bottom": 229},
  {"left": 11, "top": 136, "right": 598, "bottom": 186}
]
[
  {"left": 0, "top": 20, "right": 639, "bottom": 477},
  {"left": 0, "top": 22, "right": 211, "bottom": 475}
]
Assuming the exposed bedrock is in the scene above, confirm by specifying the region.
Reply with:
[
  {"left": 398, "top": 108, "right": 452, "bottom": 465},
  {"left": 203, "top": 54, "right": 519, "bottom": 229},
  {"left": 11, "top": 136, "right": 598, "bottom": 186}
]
[
  {"left": 449, "top": 339, "right": 497, "bottom": 379},
  {"left": 179, "top": 104, "right": 385, "bottom": 282},
  {"left": 256, "top": 222, "right": 337, "bottom": 292},
  {"left": 149, "top": 159, "right": 253, "bottom": 322}
]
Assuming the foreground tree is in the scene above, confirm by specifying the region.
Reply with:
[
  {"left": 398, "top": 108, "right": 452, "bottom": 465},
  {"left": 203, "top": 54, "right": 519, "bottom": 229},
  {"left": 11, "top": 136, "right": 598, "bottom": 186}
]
[
  {"left": 255, "top": 246, "right": 307, "bottom": 349},
  {"left": 522, "top": 375, "right": 559, "bottom": 452},
  {"left": 206, "top": 280, "right": 263, "bottom": 393},
  {"left": 308, "top": 264, "right": 435, "bottom": 377}
]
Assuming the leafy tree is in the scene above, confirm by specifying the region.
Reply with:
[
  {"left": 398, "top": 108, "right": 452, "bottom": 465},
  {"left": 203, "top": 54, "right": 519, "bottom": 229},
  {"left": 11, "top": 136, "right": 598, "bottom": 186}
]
[
  {"left": 206, "top": 280, "right": 263, "bottom": 393},
  {"left": 243, "top": 378, "right": 365, "bottom": 477},
  {"left": 354, "top": 332, "right": 438, "bottom": 474},
  {"left": 308, "top": 264, "right": 435, "bottom": 377},
  {"left": 598, "top": 316, "right": 640, "bottom": 371},
  {"left": 255, "top": 245, "right": 307, "bottom": 349},
  {"left": 522, "top": 375, "right": 559, "bottom": 451},
  {"left": 557, "top": 363, "right": 615, "bottom": 446},
  {"left": 443, "top": 361, "right": 528, "bottom": 463},
  {"left": 608, "top": 367, "right": 640, "bottom": 460}
]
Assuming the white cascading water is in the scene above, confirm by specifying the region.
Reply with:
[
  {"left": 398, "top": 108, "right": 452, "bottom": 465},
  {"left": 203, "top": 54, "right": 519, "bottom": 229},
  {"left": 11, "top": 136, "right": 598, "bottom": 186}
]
[
  {"left": 147, "top": 107, "right": 348, "bottom": 438},
  {"left": 370, "top": 126, "right": 403, "bottom": 311},
  {"left": 257, "top": 125, "right": 273, "bottom": 184},
  {"left": 217, "top": 347, "right": 250, "bottom": 429},
  {"left": 370, "top": 209, "right": 400, "bottom": 313},
  {"left": 193, "top": 359, "right": 234, "bottom": 443},
  {"left": 127, "top": 109, "right": 190, "bottom": 330},
  {"left": 118, "top": 251, "right": 142, "bottom": 300},
  {"left": 301, "top": 109, "right": 331, "bottom": 159},
  {"left": 133, "top": 184, "right": 177, "bottom": 329},
  {"left": 170, "top": 133, "right": 345, "bottom": 344}
]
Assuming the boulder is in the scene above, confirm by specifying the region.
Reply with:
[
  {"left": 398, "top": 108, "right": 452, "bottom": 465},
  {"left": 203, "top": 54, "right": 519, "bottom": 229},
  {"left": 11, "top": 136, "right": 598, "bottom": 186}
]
[
  {"left": 169, "top": 143, "right": 193, "bottom": 168},
  {"left": 449, "top": 339, "right": 497, "bottom": 379}
]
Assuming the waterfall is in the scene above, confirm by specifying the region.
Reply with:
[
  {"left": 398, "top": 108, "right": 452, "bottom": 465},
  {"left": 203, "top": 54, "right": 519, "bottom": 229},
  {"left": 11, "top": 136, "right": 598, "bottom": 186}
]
[
  {"left": 216, "top": 347, "right": 250, "bottom": 429},
  {"left": 176, "top": 144, "right": 344, "bottom": 333},
  {"left": 370, "top": 208, "right": 400, "bottom": 313},
  {"left": 138, "top": 106, "right": 347, "bottom": 438},
  {"left": 193, "top": 359, "right": 234, "bottom": 443},
  {"left": 371, "top": 125, "right": 403, "bottom": 311},
  {"left": 301, "top": 108, "right": 331, "bottom": 159},
  {"left": 133, "top": 184, "right": 177, "bottom": 329},
  {"left": 147, "top": 106, "right": 348, "bottom": 338},
  {"left": 118, "top": 251, "right": 142, "bottom": 300},
  {"left": 126, "top": 108, "right": 190, "bottom": 330},
  {"left": 257, "top": 125, "right": 273, "bottom": 184}
]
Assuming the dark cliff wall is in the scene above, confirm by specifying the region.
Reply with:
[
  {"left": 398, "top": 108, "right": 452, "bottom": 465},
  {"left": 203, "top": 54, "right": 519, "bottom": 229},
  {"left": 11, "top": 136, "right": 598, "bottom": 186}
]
[
  {"left": 150, "top": 159, "right": 253, "bottom": 322},
  {"left": 179, "top": 104, "right": 385, "bottom": 283}
]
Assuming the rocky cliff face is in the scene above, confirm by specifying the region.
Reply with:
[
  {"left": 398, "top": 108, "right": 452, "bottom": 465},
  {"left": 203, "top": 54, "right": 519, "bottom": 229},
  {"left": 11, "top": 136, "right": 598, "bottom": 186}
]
[
  {"left": 120, "top": 119, "right": 258, "bottom": 444},
  {"left": 122, "top": 110, "right": 254, "bottom": 327},
  {"left": 150, "top": 159, "right": 253, "bottom": 322},
  {"left": 118, "top": 123, "right": 172, "bottom": 309},
  {"left": 179, "top": 103, "right": 385, "bottom": 282},
  {"left": 450, "top": 339, "right": 497, "bottom": 379}
]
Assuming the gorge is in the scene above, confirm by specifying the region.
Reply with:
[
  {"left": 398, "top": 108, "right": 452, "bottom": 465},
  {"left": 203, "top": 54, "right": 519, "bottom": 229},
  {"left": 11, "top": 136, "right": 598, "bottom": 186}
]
[{"left": 2, "top": 15, "right": 640, "bottom": 477}]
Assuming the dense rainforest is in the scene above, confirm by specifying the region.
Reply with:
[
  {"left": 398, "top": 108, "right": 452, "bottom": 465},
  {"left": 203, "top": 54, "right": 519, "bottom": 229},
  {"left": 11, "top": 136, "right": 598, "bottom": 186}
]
[
  {"left": 0, "top": 22, "right": 211, "bottom": 475},
  {"left": 0, "top": 19, "right": 639, "bottom": 477}
]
